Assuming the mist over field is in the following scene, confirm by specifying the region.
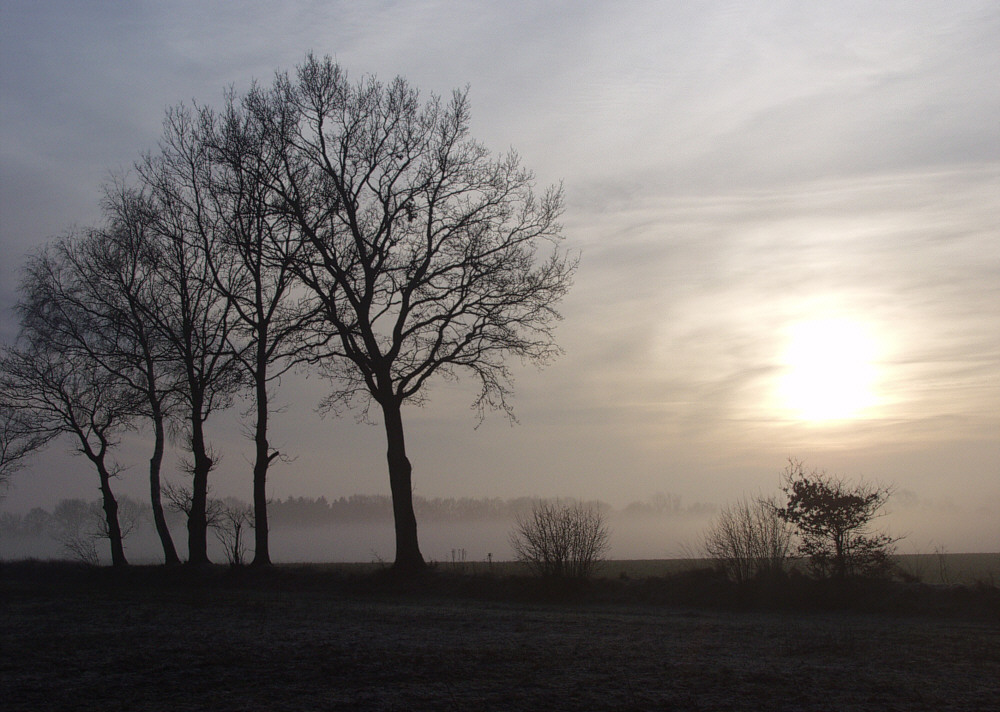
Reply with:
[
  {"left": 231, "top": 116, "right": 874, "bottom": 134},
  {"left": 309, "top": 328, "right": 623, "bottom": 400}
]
[{"left": 2, "top": 492, "right": 994, "bottom": 566}]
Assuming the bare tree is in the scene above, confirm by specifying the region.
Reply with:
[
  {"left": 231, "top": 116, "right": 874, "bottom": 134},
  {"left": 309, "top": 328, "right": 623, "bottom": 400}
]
[
  {"left": 29, "top": 217, "right": 183, "bottom": 565},
  {"left": 510, "top": 501, "right": 610, "bottom": 579},
  {"left": 0, "top": 339, "right": 134, "bottom": 567},
  {"left": 253, "top": 54, "right": 577, "bottom": 573},
  {"left": 704, "top": 494, "right": 792, "bottom": 583},
  {"left": 128, "top": 112, "right": 244, "bottom": 566},
  {"left": 190, "top": 96, "right": 316, "bottom": 566},
  {"left": 775, "top": 459, "right": 900, "bottom": 579},
  {"left": 162, "top": 484, "right": 251, "bottom": 565},
  {"left": 4, "top": 240, "right": 156, "bottom": 567}
]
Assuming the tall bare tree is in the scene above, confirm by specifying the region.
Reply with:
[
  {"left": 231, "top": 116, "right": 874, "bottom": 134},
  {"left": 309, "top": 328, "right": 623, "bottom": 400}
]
[
  {"left": 255, "top": 55, "right": 577, "bottom": 572},
  {"left": 55, "top": 200, "right": 184, "bottom": 565},
  {"left": 2, "top": 248, "right": 141, "bottom": 567},
  {"left": 192, "top": 96, "right": 316, "bottom": 566},
  {"left": 131, "top": 108, "right": 243, "bottom": 565}
]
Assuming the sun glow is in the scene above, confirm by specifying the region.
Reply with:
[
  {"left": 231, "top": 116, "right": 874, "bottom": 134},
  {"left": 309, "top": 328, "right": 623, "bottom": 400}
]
[{"left": 777, "top": 318, "right": 880, "bottom": 421}]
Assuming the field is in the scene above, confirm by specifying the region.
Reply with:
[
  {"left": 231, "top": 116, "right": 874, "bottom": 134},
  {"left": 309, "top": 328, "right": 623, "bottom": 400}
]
[
  {"left": 420, "top": 553, "right": 1000, "bottom": 587},
  {"left": 604, "top": 553, "right": 1000, "bottom": 586},
  {"left": 2, "top": 562, "right": 999, "bottom": 712}
]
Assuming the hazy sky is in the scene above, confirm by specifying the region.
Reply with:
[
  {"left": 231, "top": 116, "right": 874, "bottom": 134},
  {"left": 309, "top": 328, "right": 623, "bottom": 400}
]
[{"left": 1, "top": 1, "right": 998, "bottom": 552}]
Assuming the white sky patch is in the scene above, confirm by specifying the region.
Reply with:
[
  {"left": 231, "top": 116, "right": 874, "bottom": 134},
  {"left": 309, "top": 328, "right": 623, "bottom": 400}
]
[{"left": 776, "top": 318, "right": 881, "bottom": 421}]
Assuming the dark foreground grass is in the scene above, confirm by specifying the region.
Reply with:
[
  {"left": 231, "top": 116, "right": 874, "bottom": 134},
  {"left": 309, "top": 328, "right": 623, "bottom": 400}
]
[{"left": 2, "top": 561, "right": 998, "bottom": 711}]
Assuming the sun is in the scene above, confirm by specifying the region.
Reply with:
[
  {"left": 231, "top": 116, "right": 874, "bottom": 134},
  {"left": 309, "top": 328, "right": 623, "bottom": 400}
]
[{"left": 776, "top": 318, "right": 879, "bottom": 421}]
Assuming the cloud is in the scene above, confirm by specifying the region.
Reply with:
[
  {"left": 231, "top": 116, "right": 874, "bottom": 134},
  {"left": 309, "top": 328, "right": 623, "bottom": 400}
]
[{"left": 562, "top": 167, "right": 1000, "bottom": 445}]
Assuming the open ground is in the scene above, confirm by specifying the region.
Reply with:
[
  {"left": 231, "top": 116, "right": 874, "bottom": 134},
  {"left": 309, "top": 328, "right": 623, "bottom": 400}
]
[{"left": 2, "top": 562, "right": 998, "bottom": 711}]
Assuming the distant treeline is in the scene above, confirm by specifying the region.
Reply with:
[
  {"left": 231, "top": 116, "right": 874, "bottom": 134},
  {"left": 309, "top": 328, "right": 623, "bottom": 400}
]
[
  {"left": 269, "top": 495, "right": 606, "bottom": 525},
  {"left": 243, "top": 492, "right": 714, "bottom": 525},
  {"left": 1, "top": 493, "right": 715, "bottom": 539},
  {"left": 1, "top": 497, "right": 160, "bottom": 541}
]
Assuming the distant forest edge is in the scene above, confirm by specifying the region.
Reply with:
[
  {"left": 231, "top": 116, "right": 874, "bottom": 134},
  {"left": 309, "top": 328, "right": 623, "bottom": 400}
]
[{"left": 1, "top": 492, "right": 716, "bottom": 538}]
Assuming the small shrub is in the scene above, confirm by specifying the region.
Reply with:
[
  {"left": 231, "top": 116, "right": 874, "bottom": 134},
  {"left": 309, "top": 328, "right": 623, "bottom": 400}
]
[
  {"left": 213, "top": 499, "right": 254, "bottom": 566},
  {"left": 509, "top": 501, "right": 610, "bottom": 579},
  {"left": 704, "top": 494, "right": 791, "bottom": 583}
]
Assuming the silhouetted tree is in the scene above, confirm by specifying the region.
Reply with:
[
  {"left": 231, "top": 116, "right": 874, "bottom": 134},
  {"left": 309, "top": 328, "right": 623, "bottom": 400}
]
[
  {"left": 5, "top": 240, "right": 165, "bottom": 567},
  {"left": 0, "top": 335, "right": 134, "bottom": 567},
  {"left": 128, "top": 111, "right": 245, "bottom": 565},
  {"left": 30, "top": 216, "right": 183, "bottom": 565},
  {"left": 775, "top": 459, "right": 899, "bottom": 579},
  {"left": 193, "top": 97, "right": 317, "bottom": 566},
  {"left": 252, "top": 54, "right": 577, "bottom": 573},
  {"left": 213, "top": 498, "right": 255, "bottom": 566},
  {"left": 162, "top": 485, "right": 251, "bottom": 564},
  {"left": 510, "top": 501, "right": 610, "bottom": 579}
]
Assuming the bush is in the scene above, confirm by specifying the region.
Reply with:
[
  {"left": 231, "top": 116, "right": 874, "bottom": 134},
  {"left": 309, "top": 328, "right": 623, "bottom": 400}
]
[
  {"left": 509, "top": 501, "right": 610, "bottom": 579},
  {"left": 704, "top": 494, "right": 791, "bottom": 583},
  {"left": 776, "top": 459, "right": 899, "bottom": 579},
  {"left": 213, "top": 499, "right": 254, "bottom": 566}
]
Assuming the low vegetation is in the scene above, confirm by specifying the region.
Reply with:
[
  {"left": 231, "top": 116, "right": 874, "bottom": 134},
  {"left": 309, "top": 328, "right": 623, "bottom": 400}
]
[
  {"left": 703, "top": 493, "right": 791, "bottom": 583},
  {"left": 509, "top": 501, "right": 610, "bottom": 579},
  {"left": 701, "top": 460, "right": 903, "bottom": 586}
]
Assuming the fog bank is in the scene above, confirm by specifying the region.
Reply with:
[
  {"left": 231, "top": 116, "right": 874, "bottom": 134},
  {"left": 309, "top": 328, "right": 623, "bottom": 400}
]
[{"left": 1, "top": 502, "right": 994, "bottom": 566}]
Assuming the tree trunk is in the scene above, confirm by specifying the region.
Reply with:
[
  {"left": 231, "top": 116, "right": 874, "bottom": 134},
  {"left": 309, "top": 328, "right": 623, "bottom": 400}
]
[
  {"left": 97, "top": 464, "right": 128, "bottom": 568},
  {"left": 381, "top": 400, "right": 425, "bottom": 574},
  {"left": 149, "top": 407, "right": 181, "bottom": 565},
  {"left": 250, "top": 366, "right": 272, "bottom": 567},
  {"left": 187, "top": 407, "right": 212, "bottom": 566}
]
